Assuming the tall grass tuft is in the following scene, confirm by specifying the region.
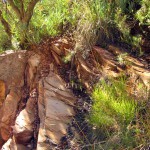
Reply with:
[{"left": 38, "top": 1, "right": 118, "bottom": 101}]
[
  {"left": 89, "top": 78, "right": 137, "bottom": 129},
  {"left": 87, "top": 77, "right": 150, "bottom": 149}
]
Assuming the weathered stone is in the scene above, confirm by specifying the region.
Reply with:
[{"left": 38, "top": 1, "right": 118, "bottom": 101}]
[
  {"left": 0, "top": 88, "right": 22, "bottom": 142},
  {"left": 2, "top": 138, "right": 29, "bottom": 150},
  {"left": 27, "top": 53, "right": 41, "bottom": 90},
  {"left": 0, "top": 50, "right": 27, "bottom": 143},
  {"left": 0, "top": 50, "right": 40, "bottom": 147},
  {"left": 0, "top": 50, "right": 27, "bottom": 88},
  {"left": 0, "top": 80, "right": 6, "bottom": 108},
  {"left": 37, "top": 71, "right": 76, "bottom": 149},
  {"left": 12, "top": 97, "right": 36, "bottom": 145},
  {"left": 108, "top": 45, "right": 150, "bottom": 90},
  {"left": 0, "top": 38, "right": 149, "bottom": 150}
]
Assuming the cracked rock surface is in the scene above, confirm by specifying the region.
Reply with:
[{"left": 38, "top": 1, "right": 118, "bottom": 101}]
[
  {"left": 0, "top": 37, "right": 149, "bottom": 149},
  {"left": 0, "top": 49, "right": 76, "bottom": 150}
]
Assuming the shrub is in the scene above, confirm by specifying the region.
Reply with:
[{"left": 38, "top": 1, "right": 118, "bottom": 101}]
[
  {"left": 0, "top": 0, "right": 149, "bottom": 52},
  {"left": 136, "top": 0, "right": 150, "bottom": 26}
]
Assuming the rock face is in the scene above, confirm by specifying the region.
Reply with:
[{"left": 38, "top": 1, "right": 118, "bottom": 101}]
[
  {"left": 0, "top": 80, "right": 5, "bottom": 108},
  {"left": 0, "top": 50, "right": 27, "bottom": 148},
  {"left": 37, "top": 71, "right": 76, "bottom": 149},
  {"left": 75, "top": 45, "right": 150, "bottom": 94},
  {"left": 0, "top": 49, "right": 77, "bottom": 149},
  {"left": 0, "top": 51, "right": 44, "bottom": 149},
  {"left": 0, "top": 37, "right": 149, "bottom": 149}
]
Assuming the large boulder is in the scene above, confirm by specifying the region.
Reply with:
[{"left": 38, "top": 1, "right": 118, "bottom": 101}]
[
  {"left": 0, "top": 49, "right": 77, "bottom": 149},
  {"left": 37, "top": 71, "right": 76, "bottom": 150},
  {"left": 0, "top": 51, "right": 41, "bottom": 148},
  {"left": 0, "top": 50, "right": 27, "bottom": 147}
]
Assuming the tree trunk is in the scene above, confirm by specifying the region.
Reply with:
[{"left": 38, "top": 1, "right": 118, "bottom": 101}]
[{"left": 3, "top": 0, "right": 40, "bottom": 48}]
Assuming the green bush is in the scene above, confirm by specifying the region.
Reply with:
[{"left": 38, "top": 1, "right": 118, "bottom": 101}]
[
  {"left": 30, "top": 0, "right": 71, "bottom": 40},
  {"left": 0, "top": 0, "right": 149, "bottom": 51},
  {"left": 136, "top": 0, "right": 150, "bottom": 25}
]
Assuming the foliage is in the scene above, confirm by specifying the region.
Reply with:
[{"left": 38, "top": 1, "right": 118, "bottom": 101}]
[
  {"left": 136, "top": 0, "right": 150, "bottom": 25},
  {"left": 113, "top": 0, "right": 149, "bottom": 49},
  {"left": 0, "top": 0, "right": 149, "bottom": 51},
  {"left": 30, "top": 0, "right": 71, "bottom": 42}
]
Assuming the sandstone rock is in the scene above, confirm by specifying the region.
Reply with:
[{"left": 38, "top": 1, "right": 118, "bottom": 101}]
[
  {"left": 108, "top": 45, "right": 150, "bottom": 90},
  {"left": 0, "top": 50, "right": 40, "bottom": 147},
  {"left": 0, "top": 90, "right": 21, "bottom": 146},
  {"left": 0, "top": 80, "right": 6, "bottom": 108},
  {"left": 0, "top": 50, "right": 27, "bottom": 145},
  {"left": 0, "top": 50, "right": 27, "bottom": 88},
  {"left": 11, "top": 97, "right": 36, "bottom": 145},
  {"left": 2, "top": 138, "right": 29, "bottom": 150},
  {"left": 0, "top": 38, "right": 149, "bottom": 150},
  {"left": 27, "top": 53, "right": 41, "bottom": 90},
  {"left": 37, "top": 71, "right": 76, "bottom": 149}
]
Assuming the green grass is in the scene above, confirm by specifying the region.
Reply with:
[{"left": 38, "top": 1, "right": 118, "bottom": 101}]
[
  {"left": 89, "top": 78, "right": 137, "bottom": 129},
  {"left": 87, "top": 77, "right": 138, "bottom": 149},
  {"left": 87, "top": 77, "right": 150, "bottom": 149}
]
